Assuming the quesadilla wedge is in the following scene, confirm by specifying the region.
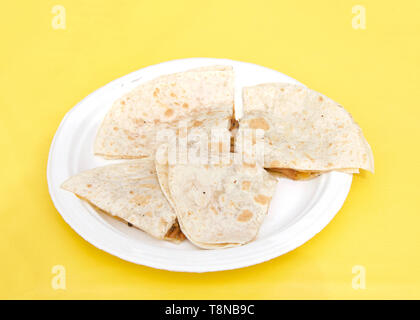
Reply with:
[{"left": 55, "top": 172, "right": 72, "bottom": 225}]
[
  {"left": 163, "top": 157, "right": 277, "bottom": 249},
  {"left": 94, "top": 66, "right": 234, "bottom": 159},
  {"left": 238, "top": 83, "right": 374, "bottom": 179},
  {"left": 61, "top": 159, "right": 184, "bottom": 242}
]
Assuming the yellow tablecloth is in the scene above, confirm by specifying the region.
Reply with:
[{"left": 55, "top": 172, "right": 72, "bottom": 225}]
[{"left": 1, "top": 0, "right": 419, "bottom": 299}]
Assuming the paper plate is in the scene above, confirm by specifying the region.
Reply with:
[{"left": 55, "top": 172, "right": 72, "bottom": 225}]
[{"left": 47, "top": 58, "right": 352, "bottom": 272}]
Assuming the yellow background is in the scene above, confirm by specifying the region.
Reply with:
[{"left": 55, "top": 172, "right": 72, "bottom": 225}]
[{"left": 1, "top": 0, "right": 419, "bottom": 299}]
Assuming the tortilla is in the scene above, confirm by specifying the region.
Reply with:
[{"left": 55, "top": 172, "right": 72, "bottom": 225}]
[
  {"left": 61, "top": 159, "right": 184, "bottom": 242},
  {"left": 165, "top": 158, "right": 277, "bottom": 249},
  {"left": 238, "top": 83, "right": 374, "bottom": 177},
  {"left": 156, "top": 160, "right": 235, "bottom": 249},
  {"left": 94, "top": 66, "right": 234, "bottom": 159}
]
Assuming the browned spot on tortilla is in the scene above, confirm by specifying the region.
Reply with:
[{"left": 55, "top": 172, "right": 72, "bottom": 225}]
[
  {"left": 156, "top": 203, "right": 163, "bottom": 209},
  {"left": 121, "top": 100, "right": 126, "bottom": 105},
  {"left": 127, "top": 135, "right": 135, "bottom": 140},
  {"left": 131, "top": 195, "right": 151, "bottom": 206},
  {"left": 243, "top": 162, "right": 256, "bottom": 168},
  {"left": 182, "top": 103, "right": 189, "bottom": 109},
  {"left": 254, "top": 194, "right": 270, "bottom": 205},
  {"left": 153, "top": 88, "right": 160, "bottom": 97},
  {"left": 280, "top": 88, "right": 285, "bottom": 92},
  {"left": 170, "top": 92, "right": 176, "bottom": 98},
  {"left": 145, "top": 211, "right": 153, "bottom": 217},
  {"left": 134, "top": 118, "right": 145, "bottom": 125},
  {"left": 249, "top": 118, "right": 269, "bottom": 130},
  {"left": 129, "top": 190, "right": 134, "bottom": 194},
  {"left": 139, "top": 184, "right": 157, "bottom": 189},
  {"left": 242, "top": 181, "right": 251, "bottom": 191},
  {"left": 210, "top": 206, "right": 218, "bottom": 215},
  {"left": 237, "top": 210, "right": 253, "bottom": 222},
  {"left": 187, "top": 211, "right": 193, "bottom": 216},
  {"left": 218, "top": 141, "right": 224, "bottom": 152},
  {"left": 192, "top": 120, "right": 203, "bottom": 127},
  {"left": 327, "top": 162, "right": 334, "bottom": 167},
  {"left": 165, "top": 109, "right": 174, "bottom": 117},
  {"left": 113, "top": 127, "right": 119, "bottom": 131},
  {"left": 304, "top": 153, "right": 315, "bottom": 161},
  {"left": 86, "top": 184, "right": 92, "bottom": 188},
  {"left": 319, "top": 96, "right": 324, "bottom": 102}
]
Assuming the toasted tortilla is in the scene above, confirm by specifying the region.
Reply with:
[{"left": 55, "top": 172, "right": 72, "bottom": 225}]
[
  {"left": 94, "top": 66, "right": 234, "bottom": 159},
  {"left": 238, "top": 83, "right": 374, "bottom": 176},
  {"left": 61, "top": 159, "right": 184, "bottom": 242},
  {"left": 164, "top": 158, "right": 277, "bottom": 249}
]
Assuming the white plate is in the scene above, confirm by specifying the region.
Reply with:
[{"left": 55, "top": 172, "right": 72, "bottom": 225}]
[{"left": 47, "top": 58, "right": 352, "bottom": 272}]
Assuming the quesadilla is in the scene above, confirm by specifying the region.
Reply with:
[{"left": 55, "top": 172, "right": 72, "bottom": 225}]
[
  {"left": 238, "top": 83, "right": 374, "bottom": 179},
  {"left": 61, "top": 159, "right": 184, "bottom": 242},
  {"left": 94, "top": 66, "right": 234, "bottom": 159},
  {"left": 160, "top": 156, "right": 277, "bottom": 249}
]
